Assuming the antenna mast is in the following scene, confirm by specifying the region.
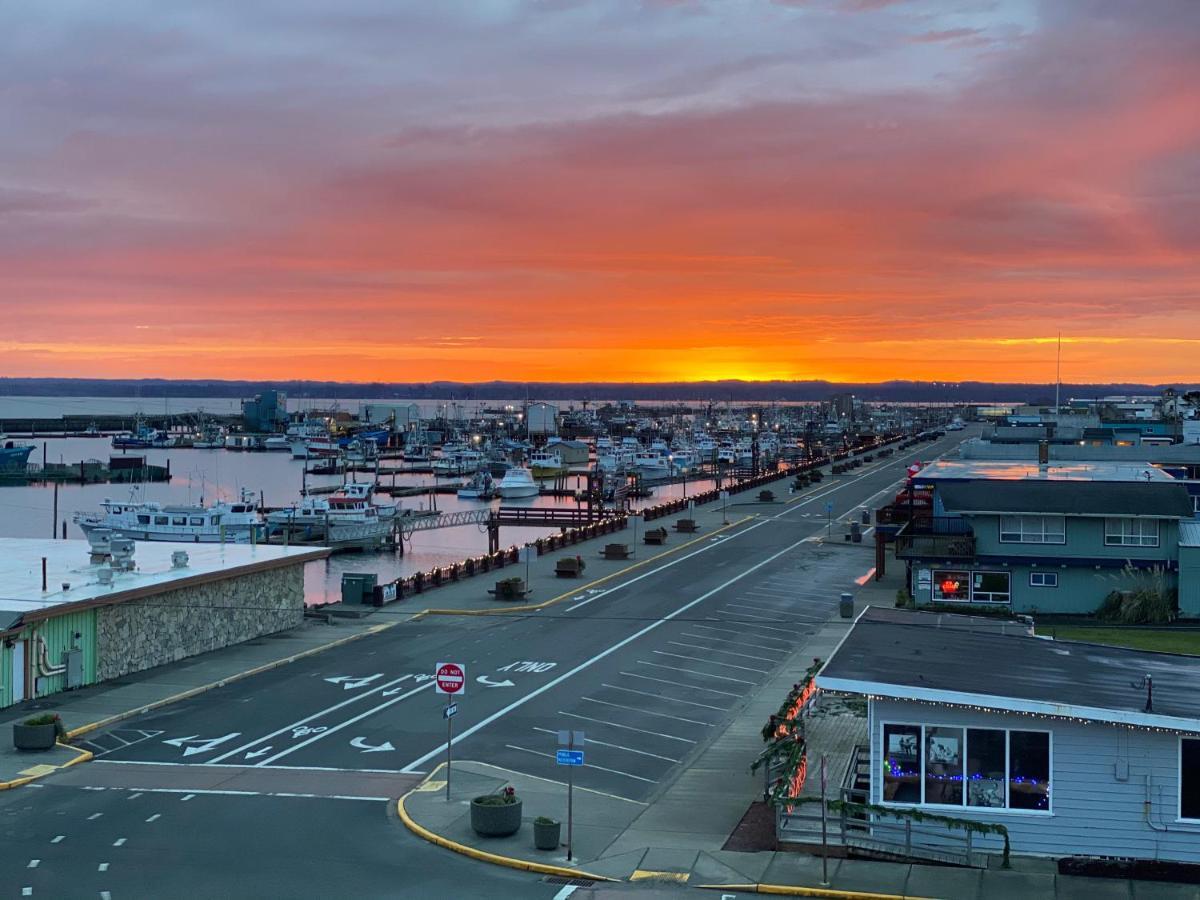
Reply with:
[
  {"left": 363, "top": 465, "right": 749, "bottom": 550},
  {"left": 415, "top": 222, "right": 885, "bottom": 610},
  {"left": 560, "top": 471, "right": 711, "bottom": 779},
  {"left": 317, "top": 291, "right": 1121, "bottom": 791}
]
[{"left": 1054, "top": 332, "right": 1062, "bottom": 414}]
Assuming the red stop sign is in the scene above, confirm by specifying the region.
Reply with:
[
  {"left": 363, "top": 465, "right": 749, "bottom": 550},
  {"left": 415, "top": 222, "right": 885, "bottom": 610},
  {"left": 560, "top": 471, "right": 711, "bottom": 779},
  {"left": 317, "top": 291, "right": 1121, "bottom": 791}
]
[{"left": 435, "top": 662, "right": 465, "bottom": 695}]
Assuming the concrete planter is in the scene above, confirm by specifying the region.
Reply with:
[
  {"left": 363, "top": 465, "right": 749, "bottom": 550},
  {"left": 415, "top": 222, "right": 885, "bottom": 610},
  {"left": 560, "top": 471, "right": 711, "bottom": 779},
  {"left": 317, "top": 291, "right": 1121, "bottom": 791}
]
[
  {"left": 13, "top": 723, "right": 57, "bottom": 752},
  {"left": 533, "top": 819, "right": 561, "bottom": 850},
  {"left": 470, "top": 798, "right": 523, "bottom": 837}
]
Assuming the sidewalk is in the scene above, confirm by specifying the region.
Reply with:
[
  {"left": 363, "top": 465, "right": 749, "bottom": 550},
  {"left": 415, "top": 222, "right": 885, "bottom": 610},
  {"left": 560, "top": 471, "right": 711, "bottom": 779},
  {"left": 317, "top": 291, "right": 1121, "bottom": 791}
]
[
  {"left": 399, "top": 575, "right": 1194, "bottom": 898},
  {"left": 0, "top": 616, "right": 389, "bottom": 788}
]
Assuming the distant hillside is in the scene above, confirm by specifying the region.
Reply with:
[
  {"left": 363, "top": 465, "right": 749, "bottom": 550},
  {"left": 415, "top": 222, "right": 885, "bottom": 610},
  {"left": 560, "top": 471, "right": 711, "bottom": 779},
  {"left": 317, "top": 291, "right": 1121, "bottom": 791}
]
[{"left": 1, "top": 377, "right": 1195, "bottom": 404}]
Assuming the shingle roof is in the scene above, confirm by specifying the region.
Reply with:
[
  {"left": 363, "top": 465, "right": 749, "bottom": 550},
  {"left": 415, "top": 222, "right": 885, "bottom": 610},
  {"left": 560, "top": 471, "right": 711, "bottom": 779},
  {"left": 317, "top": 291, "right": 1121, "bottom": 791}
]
[
  {"left": 818, "top": 608, "right": 1200, "bottom": 731},
  {"left": 1180, "top": 520, "right": 1200, "bottom": 548},
  {"left": 938, "top": 479, "right": 1194, "bottom": 518}
]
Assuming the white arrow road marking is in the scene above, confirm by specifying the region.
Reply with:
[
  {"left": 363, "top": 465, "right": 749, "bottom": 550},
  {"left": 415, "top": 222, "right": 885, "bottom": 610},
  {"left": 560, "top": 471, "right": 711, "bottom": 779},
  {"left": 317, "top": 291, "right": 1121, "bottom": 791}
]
[
  {"left": 244, "top": 747, "right": 272, "bottom": 760},
  {"left": 162, "top": 733, "right": 241, "bottom": 758},
  {"left": 380, "top": 674, "right": 417, "bottom": 696},
  {"left": 476, "top": 676, "right": 515, "bottom": 688},
  {"left": 350, "top": 737, "right": 395, "bottom": 753},
  {"left": 324, "top": 674, "right": 384, "bottom": 690},
  {"left": 253, "top": 681, "right": 435, "bottom": 767}
]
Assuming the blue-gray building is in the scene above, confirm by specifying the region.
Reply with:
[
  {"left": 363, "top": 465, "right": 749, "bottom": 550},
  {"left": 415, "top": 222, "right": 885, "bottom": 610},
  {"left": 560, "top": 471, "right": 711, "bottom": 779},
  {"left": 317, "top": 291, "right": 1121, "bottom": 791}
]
[
  {"left": 818, "top": 608, "right": 1200, "bottom": 864},
  {"left": 895, "top": 460, "right": 1198, "bottom": 617},
  {"left": 241, "top": 390, "right": 288, "bottom": 433}
]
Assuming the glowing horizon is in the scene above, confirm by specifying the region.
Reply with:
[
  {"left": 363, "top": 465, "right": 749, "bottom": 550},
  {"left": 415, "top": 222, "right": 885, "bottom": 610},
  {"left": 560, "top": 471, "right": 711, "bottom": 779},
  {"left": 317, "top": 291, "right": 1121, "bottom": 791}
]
[{"left": 3, "top": 1, "right": 1198, "bottom": 385}]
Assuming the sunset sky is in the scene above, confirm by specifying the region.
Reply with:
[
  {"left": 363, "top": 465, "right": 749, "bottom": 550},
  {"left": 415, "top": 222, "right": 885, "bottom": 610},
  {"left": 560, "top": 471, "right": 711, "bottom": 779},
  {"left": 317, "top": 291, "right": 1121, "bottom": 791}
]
[{"left": 3, "top": 0, "right": 1198, "bottom": 384}]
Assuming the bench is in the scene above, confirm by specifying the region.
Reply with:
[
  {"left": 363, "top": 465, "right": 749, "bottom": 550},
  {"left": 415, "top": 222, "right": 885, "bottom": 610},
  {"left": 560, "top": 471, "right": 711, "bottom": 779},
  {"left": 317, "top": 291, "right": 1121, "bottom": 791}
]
[
  {"left": 643, "top": 527, "right": 668, "bottom": 546},
  {"left": 488, "top": 578, "right": 530, "bottom": 600},
  {"left": 601, "top": 543, "right": 632, "bottom": 560},
  {"left": 555, "top": 556, "right": 587, "bottom": 578},
  {"left": 674, "top": 518, "right": 698, "bottom": 533}
]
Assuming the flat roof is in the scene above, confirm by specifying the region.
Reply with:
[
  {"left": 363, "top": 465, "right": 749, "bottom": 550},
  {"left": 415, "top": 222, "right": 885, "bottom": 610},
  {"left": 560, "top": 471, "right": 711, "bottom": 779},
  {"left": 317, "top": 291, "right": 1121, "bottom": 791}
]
[
  {"left": 818, "top": 608, "right": 1200, "bottom": 733},
  {"left": 913, "top": 459, "right": 1174, "bottom": 483},
  {"left": 1180, "top": 521, "right": 1200, "bottom": 548},
  {"left": 0, "top": 538, "right": 328, "bottom": 629},
  {"left": 938, "top": 479, "right": 1195, "bottom": 519}
]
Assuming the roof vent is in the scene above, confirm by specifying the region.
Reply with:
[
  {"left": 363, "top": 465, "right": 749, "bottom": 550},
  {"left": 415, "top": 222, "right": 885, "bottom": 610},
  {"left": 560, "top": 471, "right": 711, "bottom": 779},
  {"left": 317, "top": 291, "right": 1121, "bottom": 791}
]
[
  {"left": 97, "top": 566, "right": 114, "bottom": 586},
  {"left": 171, "top": 551, "right": 189, "bottom": 569},
  {"left": 87, "top": 528, "right": 113, "bottom": 562},
  {"left": 110, "top": 537, "right": 136, "bottom": 572}
]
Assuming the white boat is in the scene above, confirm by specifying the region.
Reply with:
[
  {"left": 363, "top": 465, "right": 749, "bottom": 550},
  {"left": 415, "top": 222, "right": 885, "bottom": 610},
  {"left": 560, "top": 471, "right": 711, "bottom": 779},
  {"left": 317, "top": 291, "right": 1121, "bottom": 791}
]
[
  {"left": 432, "top": 448, "right": 484, "bottom": 477},
  {"left": 263, "top": 435, "right": 291, "bottom": 452},
  {"left": 457, "top": 470, "right": 496, "bottom": 500},
  {"left": 635, "top": 449, "right": 671, "bottom": 478},
  {"left": 266, "top": 481, "right": 397, "bottom": 528},
  {"left": 597, "top": 447, "right": 635, "bottom": 472},
  {"left": 291, "top": 436, "right": 340, "bottom": 459},
  {"left": 74, "top": 489, "right": 264, "bottom": 543},
  {"left": 497, "top": 466, "right": 539, "bottom": 499}
]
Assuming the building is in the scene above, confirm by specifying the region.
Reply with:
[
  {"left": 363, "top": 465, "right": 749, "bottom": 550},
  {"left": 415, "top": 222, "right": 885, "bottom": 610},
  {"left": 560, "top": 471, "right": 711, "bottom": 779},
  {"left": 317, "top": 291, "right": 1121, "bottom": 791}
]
[
  {"left": 544, "top": 437, "right": 589, "bottom": 466},
  {"left": 241, "top": 390, "right": 288, "bottom": 433},
  {"left": 0, "top": 538, "right": 327, "bottom": 709},
  {"left": 817, "top": 608, "right": 1200, "bottom": 864},
  {"left": 526, "top": 402, "right": 558, "bottom": 437},
  {"left": 360, "top": 403, "right": 422, "bottom": 430},
  {"left": 894, "top": 460, "right": 1197, "bottom": 616}
]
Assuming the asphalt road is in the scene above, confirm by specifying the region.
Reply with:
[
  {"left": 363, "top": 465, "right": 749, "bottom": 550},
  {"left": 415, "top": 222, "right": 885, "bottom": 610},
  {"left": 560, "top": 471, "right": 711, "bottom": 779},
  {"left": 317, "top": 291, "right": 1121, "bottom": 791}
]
[{"left": 0, "top": 429, "right": 970, "bottom": 898}]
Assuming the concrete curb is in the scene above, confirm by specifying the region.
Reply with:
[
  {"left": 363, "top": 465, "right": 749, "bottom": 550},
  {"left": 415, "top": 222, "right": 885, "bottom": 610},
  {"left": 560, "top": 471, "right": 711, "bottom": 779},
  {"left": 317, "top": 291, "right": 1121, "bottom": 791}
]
[
  {"left": 65, "top": 621, "right": 396, "bottom": 741},
  {"left": 0, "top": 741, "right": 93, "bottom": 792},
  {"left": 409, "top": 516, "right": 754, "bottom": 620},
  {"left": 696, "top": 886, "right": 931, "bottom": 899},
  {"left": 395, "top": 763, "right": 615, "bottom": 882}
]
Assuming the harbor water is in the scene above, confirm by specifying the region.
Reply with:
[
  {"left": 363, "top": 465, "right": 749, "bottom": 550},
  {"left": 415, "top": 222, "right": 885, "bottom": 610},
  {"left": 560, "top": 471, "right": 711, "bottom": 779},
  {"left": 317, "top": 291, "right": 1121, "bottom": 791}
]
[{"left": 0, "top": 436, "right": 715, "bottom": 605}]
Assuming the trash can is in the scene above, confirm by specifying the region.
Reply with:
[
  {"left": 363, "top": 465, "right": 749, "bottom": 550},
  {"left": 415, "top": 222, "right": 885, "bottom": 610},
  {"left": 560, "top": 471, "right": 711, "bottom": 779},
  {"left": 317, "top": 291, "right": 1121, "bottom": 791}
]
[
  {"left": 341, "top": 572, "right": 378, "bottom": 605},
  {"left": 839, "top": 592, "right": 854, "bottom": 618},
  {"left": 850, "top": 521, "right": 862, "bottom": 543},
  {"left": 861, "top": 508, "right": 870, "bottom": 525}
]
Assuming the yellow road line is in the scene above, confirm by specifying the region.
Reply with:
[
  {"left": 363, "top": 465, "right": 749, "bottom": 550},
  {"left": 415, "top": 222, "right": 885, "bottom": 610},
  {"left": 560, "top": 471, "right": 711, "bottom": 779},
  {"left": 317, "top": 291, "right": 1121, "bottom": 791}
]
[
  {"left": 695, "top": 884, "right": 936, "bottom": 899},
  {"left": 0, "top": 742, "right": 93, "bottom": 792}
]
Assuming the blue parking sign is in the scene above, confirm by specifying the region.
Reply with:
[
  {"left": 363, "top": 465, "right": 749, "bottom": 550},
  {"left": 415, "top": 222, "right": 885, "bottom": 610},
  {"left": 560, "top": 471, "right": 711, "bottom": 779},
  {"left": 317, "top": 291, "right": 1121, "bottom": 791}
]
[{"left": 556, "top": 749, "right": 584, "bottom": 766}]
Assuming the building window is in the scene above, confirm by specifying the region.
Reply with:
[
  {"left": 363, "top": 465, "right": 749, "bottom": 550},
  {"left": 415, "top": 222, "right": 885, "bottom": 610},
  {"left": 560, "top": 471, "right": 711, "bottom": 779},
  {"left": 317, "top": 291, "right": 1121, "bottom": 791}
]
[
  {"left": 881, "top": 724, "right": 1050, "bottom": 812},
  {"left": 967, "top": 729, "right": 1006, "bottom": 808},
  {"left": 882, "top": 725, "right": 921, "bottom": 803},
  {"left": 932, "top": 571, "right": 970, "bottom": 602},
  {"left": 1009, "top": 731, "right": 1051, "bottom": 810},
  {"left": 925, "top": 727, "right": 964, "bottom": 805},
  {"left": 1104, "top": 518, "right": 1159, "bottom": 547},
  {"left": 1181, "top": 738, "right": 1200, "bottom": 821},
  {"left": 999, "top": 515, "right": 1066, "bottom": 544},
  {"left": 972, "top": 571, "right": 1011, "bottom": 603},
  {"left": 1029, "top": 571, "right": 1058, "bottom": 588}
]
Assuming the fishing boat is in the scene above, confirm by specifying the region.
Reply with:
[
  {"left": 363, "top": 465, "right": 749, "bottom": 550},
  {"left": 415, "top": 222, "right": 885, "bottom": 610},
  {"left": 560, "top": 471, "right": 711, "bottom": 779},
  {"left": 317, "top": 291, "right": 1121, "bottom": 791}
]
[
  {"left": 497, "top": 466, "right": 539, "bottom": 499},
  {"left": 529, "top": 449, "right": 566, "bottom": 479},
  {"left": 267, "top": 481, "right": 397, "bottom": 530},
  {"left": 73, "top": 489, "right": 265, "bottom": 543},
  {"left": 457, "top": 470, "right": 496, "bottom": 500},
  {"left": 262, "top": 435, "right": 291, "bottom": 452},
  {"left": 0, "top": 438, "right": 34, "bottom": 477},
  {"left": 291, "top": 436, "right": 340, "bottom": 459},
  {"left": 192, "top": 423, "right": 227, "bottom": 449}
]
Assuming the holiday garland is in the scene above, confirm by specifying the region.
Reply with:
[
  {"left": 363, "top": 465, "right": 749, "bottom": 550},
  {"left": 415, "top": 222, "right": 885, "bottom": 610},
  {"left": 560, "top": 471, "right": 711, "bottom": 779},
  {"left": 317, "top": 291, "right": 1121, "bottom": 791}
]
[{"left": 752, "top": 658, "right": 823, "bottom": 808}]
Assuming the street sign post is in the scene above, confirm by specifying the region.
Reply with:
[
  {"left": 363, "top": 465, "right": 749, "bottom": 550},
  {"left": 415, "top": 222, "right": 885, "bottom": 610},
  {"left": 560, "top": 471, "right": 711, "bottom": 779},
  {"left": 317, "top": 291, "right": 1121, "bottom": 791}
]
[
  {"left": 557, "top": 729, "right": 585, "bottom": 860},
  {"left": 720, "top": 490, "right": 729, "bottom": 524},
  {"left": 825, "top": 501, "right": 834, "bottom": 541},
  {"left": 435, "top": 663, "right": 466, "bottom": 801}
]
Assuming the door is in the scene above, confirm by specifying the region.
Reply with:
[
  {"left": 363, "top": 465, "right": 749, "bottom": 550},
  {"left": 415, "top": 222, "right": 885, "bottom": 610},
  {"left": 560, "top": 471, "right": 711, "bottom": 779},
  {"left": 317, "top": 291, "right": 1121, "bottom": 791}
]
[{"left": 11, "top": 640, "right": 26, "bottom": 704}]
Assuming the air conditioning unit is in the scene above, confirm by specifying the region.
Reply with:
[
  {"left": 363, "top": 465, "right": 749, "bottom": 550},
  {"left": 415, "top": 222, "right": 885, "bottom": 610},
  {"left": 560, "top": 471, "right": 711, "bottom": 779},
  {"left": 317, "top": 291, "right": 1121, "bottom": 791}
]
[
  {"left": 97, "top": 566, "right": 114, "bottom": 586},
  {"left": 110, "top": 537, "right": 136, "bottom": 572},
  {"left": 87, "top": 528, "right": 114, "bottom": 562}
]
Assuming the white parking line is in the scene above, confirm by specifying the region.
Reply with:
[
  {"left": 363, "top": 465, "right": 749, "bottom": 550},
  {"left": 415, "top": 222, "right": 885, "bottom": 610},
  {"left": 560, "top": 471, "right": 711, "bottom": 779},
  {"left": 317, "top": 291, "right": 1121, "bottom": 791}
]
[
  {"left": 533, "top": 727, "right": 680, "bottom": 763},
  {"left": 505, "top": 744, "right": 659, "bottom": 785},
  {"left": 688, "top": 623, "right": 790, "bottom": 645},
  {"left": 98, "top": 863, "right": 109, "bottom": 872},
  {"left": 637, "top": 660, "right": 755, "bottom": 685},
  {"left": 617, "top": 671, "right": 741, "bottom": 698},
  {"left": 26, "top": 860, "right": 38, "bottom": 869},
  {"left": 50, "top": 836, "right": 64, "bottom": 844},
  {"left": 601, "top": 682, "right": 727, "bottom": 711},
  {"left": 717, "top": 618, "right": 804, "bottom": 635},
  {"left": 553, "top": 885, "right": 579, "bottom": 900},
  {"left": 667, "top": 640, "right": 777, "bottom": 663},
  {"left": 581, "top": 696, "right": 710, "bottom": 726},
  {"left": 87, "top": 813, "right": 103, "bottom": 820},
  {"left": 557, "top": 711, "right": 696, "bottom": 744},
  {"left": 715, "top": 607, "right": 786, "bottom": 622},
  {"left": 651, "top": 650, "right": 767, "bottom": 675},
  {"left": 680, "top": 632, "right": 783, "bottom": 653},
  {"left": 112, "top": 838, "right": 127, "bottom": 847},
  {"left": 145, "top": 814, "right": 161, "bottom": 823}
]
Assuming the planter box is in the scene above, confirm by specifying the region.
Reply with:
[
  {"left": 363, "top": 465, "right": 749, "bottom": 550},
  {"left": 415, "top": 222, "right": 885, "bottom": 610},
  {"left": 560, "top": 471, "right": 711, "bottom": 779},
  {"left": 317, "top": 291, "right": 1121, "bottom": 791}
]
[
  {"left": 534, "top": 819, "right": 561, "bottom": 851},
  {"left": 13, "top": 723, "right": 57, "bottom": 752},
  {"left": 470, "top": 798, "right": 523, "bottom": 837}
]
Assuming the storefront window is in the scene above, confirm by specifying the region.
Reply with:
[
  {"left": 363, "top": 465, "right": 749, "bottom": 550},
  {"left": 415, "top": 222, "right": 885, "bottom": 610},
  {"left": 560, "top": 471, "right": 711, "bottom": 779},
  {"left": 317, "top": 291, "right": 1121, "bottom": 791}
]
[
  {"left": 932, "top": 571, "right": 969, "bottom": 602},
  {"left": 972, "top": 572, "right": 1011, "bottom": 604},
  {"left": 967, "top": 729, "right": 1006, "bottom": 808},
  {"left": 882, "top": 724, "right": 921, "bottom": 803},
  {"left": 1009, "top": 731, "right": 1051, "bottom": 811},
  {"left": 925, "top": 727, "right": 964, "bottom": 805},
  {"left": 1180, "top": 739, "right": 1200, "bottom": 821}
]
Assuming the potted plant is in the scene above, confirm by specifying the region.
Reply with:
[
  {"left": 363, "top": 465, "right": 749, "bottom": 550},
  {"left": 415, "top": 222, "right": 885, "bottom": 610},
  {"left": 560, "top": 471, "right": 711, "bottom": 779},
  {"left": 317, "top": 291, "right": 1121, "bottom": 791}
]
[
  {"left": 470, "top": 786, "right": 522, "bottom": 837},
  {"left": 533, "top": 816, "right": 561, "bottom": 851},
  {"left": 13, "top": 713, "right": 62, "bottom": 751}
]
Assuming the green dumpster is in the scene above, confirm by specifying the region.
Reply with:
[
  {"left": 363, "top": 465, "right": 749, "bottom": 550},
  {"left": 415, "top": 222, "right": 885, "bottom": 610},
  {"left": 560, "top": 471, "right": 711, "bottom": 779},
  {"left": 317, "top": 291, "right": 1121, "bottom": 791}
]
[{"left": 341, "top": 573, "right": 378, "bottom": 605}]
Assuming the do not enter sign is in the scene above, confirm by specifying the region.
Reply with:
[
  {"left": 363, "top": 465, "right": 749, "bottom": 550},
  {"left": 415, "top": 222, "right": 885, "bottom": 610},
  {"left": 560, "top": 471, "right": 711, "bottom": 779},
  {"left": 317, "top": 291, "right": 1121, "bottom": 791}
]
[{"left": 435, "top": 662, "right": 466, "bottom": 695}]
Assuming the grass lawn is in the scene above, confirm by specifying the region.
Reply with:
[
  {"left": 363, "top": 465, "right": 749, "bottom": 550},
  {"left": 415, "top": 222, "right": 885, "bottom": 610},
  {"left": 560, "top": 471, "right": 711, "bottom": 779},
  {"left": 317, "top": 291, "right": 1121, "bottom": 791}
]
[{"left": 1046, "top": 626, "right": 1200, "bottom": 656}]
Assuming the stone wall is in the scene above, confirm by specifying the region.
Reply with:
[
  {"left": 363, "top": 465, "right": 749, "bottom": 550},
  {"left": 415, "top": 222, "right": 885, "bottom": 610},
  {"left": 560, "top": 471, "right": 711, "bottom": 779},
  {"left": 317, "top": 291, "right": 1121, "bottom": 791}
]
[{"left": 96, "top": 564, "right": 304, "bottom": 682}]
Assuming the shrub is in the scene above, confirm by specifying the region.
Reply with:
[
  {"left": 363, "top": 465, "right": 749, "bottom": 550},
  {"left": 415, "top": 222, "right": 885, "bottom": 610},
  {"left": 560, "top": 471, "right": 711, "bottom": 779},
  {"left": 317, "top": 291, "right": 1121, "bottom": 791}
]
[
  {"left": 534, "top": 816, "right": 558, "bottom": 825},
  {"left": 895, "top": 588, "right": 914, "bottom": 609},
  {"left": 1097, "top": 564, "right": 1176, "bottom": 624},
  {"left": 23, "top": 713, "right": 60, "bottom": 727},
  {"left": 474, "top": 786, "right": 519, "bottom": 806}
]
